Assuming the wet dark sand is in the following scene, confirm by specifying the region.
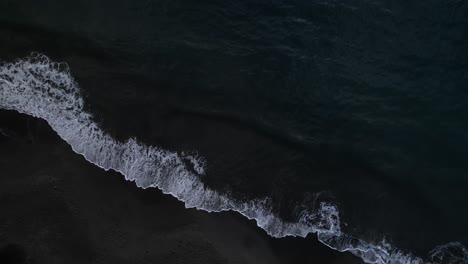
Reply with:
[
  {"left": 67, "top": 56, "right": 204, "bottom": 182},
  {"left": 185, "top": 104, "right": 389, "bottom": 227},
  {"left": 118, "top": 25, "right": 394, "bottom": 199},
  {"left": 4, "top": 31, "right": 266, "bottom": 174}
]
[{"left": 0, "top": 110, "right": 361, "bottom": 263}]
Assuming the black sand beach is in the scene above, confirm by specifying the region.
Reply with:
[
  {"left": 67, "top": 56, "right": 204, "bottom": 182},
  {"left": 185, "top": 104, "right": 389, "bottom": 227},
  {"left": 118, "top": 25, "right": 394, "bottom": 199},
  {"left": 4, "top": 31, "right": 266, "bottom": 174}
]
[{"left": 0, "top": 110, "right": 360, "bottom": 263}]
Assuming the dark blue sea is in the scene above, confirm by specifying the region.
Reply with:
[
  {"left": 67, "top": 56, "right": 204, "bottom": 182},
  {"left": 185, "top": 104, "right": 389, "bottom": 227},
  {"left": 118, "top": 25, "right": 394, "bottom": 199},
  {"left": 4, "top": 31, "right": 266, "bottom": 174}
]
[{"left": 0, "top": 1, "right": 467, "bottom": 263}]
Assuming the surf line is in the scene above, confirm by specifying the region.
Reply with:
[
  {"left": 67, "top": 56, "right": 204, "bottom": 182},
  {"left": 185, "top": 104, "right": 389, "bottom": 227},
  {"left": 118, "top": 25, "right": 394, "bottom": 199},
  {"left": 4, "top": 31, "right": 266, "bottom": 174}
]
[{"left": 2, "top": 53, "right": 466, "bottom": 264}]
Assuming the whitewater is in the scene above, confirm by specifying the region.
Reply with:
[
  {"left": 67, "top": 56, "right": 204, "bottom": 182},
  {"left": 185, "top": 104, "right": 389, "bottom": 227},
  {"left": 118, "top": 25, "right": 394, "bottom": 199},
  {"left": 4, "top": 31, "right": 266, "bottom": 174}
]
[{"left": 0, "top": 53, "right": 466, "bottom": 264}]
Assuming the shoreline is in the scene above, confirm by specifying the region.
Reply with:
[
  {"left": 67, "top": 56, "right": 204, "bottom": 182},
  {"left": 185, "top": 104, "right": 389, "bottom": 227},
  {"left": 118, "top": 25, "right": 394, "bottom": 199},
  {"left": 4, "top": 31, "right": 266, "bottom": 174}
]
[{"left": 0, "top": 110, "right": 360, "bottom": 263}]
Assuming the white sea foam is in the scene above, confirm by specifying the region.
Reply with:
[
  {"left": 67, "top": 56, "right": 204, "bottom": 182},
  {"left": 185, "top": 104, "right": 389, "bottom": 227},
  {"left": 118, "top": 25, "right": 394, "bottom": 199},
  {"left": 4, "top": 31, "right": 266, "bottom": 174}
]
[{"left": 0, "top": 53, "right": 466, "bottom": 264}]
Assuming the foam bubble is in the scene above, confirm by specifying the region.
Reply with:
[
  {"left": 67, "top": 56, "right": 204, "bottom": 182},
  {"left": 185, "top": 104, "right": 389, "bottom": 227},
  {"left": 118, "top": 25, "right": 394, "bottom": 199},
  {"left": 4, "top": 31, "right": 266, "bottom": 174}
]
[
  {"left": 1, "top": 53, "right": 466, "bottom": 264},
  {"left": 429, "top": 242, "right": 468, "bottom": 264}
]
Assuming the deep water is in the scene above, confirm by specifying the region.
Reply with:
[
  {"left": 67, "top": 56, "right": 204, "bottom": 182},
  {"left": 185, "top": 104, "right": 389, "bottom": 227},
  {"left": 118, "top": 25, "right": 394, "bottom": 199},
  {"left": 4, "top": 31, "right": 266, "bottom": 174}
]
[{"left": 1, "top": 1, "right": 467, "bottom": 263}]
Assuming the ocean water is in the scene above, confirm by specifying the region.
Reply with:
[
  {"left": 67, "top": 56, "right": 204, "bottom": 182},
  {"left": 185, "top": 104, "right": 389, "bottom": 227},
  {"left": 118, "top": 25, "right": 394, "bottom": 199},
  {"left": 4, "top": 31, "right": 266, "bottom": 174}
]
[{"left": 1, "top": 0, "right": 468, "bottom": 263}]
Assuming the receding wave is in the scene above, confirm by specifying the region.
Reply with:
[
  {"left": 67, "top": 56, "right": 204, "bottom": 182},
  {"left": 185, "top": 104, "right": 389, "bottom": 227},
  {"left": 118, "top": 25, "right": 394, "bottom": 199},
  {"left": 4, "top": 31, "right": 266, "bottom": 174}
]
[{"left": 1, "top": 53, "right": 466, "bottom": 264}]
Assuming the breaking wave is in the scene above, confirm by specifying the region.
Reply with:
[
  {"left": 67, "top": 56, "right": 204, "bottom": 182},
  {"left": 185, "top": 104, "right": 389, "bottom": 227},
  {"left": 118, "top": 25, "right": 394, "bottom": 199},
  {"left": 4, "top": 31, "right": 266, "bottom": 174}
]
[{"left": 0, "top": 53, "right": 466, "bottom": 264}]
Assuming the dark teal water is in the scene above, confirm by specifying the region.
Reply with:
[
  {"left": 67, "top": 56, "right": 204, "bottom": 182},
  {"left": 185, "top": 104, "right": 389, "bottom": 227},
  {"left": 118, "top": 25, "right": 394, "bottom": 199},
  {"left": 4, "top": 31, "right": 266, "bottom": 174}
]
[{"left": 1, "top": 0, "right": 467, "bottom": 262}]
